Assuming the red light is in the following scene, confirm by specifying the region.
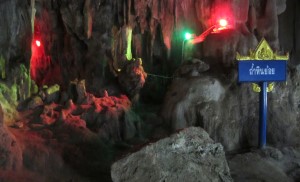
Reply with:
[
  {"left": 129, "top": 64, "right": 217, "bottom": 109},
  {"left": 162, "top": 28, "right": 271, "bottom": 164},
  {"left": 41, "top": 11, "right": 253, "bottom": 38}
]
[
  {"left": 219, "top": 19, "right": 228, "bottom": 27},
  {"left": 35, "top": 40, "right": 41, "bottom": 47}
]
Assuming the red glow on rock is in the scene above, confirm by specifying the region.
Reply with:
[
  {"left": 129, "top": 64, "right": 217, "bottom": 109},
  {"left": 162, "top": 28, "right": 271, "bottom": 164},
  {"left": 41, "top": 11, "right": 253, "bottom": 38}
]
[
  {"left": 35, "top": 40, "right": 41, "bottom": 47},
  {"left": 209, "top": 2, "right": 235, "bottom": 32}
]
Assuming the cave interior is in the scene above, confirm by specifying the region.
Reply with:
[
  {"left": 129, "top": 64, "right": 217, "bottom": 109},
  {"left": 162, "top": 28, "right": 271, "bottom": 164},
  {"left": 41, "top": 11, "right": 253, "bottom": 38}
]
[{"left": 0, "top": 0, "right": 300, "bottom": 181}]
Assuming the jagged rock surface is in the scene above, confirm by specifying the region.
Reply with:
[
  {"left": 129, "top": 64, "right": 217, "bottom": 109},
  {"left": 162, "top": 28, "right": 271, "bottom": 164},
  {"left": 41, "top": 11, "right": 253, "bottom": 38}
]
[
  {"left": 111, "top": 127, "right": 232, "bottom": 182},
  {"left": 1, "top": 0, "right": 296, "bottom": 92},
  {"left": 118, "top": 59, "right": 147, "bottom": 99},
  {"left": 162, "top": 64, "right": 300, "bottom": 151},
  {"left": 161, "top": 75, "right": 225, "bottom": 132}
]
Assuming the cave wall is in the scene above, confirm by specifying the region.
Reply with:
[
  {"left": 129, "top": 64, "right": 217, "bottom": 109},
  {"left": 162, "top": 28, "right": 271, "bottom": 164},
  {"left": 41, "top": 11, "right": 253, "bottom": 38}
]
[
  {"left": 0, "top": 0, "right": 299, "bottom": 140},
  {"left": 278, "top": 0, "right": 300, "bottom": 66},
  {"left": 0, "top": 0, "right": 299, "bottom": 90}
]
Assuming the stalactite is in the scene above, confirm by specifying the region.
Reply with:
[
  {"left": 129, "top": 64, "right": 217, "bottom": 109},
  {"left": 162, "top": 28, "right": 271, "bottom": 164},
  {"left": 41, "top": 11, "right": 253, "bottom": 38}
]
[
  {"left": 83, "top": 0, "right": 93, "bottom": 39},
  {"left": 0, "top": 55, "right": 5, "bottom": 79},
  {"left": 31, "top": 0, "right": 36, "bottom": 33}
]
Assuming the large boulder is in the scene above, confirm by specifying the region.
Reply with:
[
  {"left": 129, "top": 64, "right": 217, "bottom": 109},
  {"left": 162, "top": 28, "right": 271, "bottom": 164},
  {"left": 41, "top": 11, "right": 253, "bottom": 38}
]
[
  {"left": 228, "top": 147, "right": 300, "bottom": 182},
  {"left": 161, "top": 75, "right": 225, "bottom": 131},
  {"left": 161, "top": 64, "right": 300, "bottom": 151},
  {"left": 111, "top": 127, "right": 232, "bottom": 182}
]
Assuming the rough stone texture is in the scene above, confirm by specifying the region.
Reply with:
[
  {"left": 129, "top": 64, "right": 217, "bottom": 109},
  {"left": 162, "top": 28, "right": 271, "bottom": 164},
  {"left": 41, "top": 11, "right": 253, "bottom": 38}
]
[
  {"left": 228, "top": 146, "right": 300, "bottom": 182},
  {"left": 161, "top": 75, "right": 225, "bottom": 132},
  {"left": 162, "top": 64, "right": 300, "bottom": 151},
  {"left": 0, "top": 0, "right": 31, "bottom": 68},
  {"left": 118, "top": 59, "right": 147, "bottom": 99},
  {"left": 111, "top": 127, "right": 232, "bottom": 182},
  {"left": 0, "top": 104, "right": 22, "bottom": 171},
  {"left": 278, "top": 0, "right": 300, "bottom": 66},
  {"left": 174, "top": 59, "right": 210, "bottom": 77},
  {"left": 0, "top": 0, "right": 299, "bottom": 181},
  {"left": 0, "top": 0, "right": 298, "bottom": 104},
  {"left": 10, "top": 87, "right": 143, "bottom": 181}
]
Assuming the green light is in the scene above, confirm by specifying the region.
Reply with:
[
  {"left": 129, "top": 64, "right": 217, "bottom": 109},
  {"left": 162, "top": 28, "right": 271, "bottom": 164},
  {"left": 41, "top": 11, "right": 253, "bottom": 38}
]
[
  {"left": 125, "top": 27, "right": 133, "bottom": 61},
  {"left": 184, "top": 33, "right": 193, "bottom": 40}
]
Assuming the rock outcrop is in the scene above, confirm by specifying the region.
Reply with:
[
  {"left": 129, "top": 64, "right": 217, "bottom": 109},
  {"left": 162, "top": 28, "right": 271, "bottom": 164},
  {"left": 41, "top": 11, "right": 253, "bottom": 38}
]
[
  {"left": 111, "top": 127, "right": 232, "bottom": 182},
  {"left": 118, "top": 59, "right": 147, "bottom": 99},
  {"left": 228, "top": 146, "right": 300, "bottom": 182}
]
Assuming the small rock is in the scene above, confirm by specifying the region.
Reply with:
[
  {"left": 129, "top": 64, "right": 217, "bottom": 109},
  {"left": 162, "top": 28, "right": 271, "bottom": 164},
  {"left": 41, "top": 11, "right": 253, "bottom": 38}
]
[
  {"left": 76, "top": 80, "right": 87, "bottom": 104},
  {"left": 45, "top": 84, "right": 60, "bottom": 103},
  {"left": 29, "top": 123, "right": 45, "bottom": 130},
  {"left": 12, "top": 121, "right": 24, "bottom": 128},
  {"left": 27, "top": 96, "right": 44, "bottom": 110},
  {"left": 175, "top": 58, "right": 210, "bottom": 77},
  {"left": 260, "top": 147, "right": 283, "bottom": 160}
]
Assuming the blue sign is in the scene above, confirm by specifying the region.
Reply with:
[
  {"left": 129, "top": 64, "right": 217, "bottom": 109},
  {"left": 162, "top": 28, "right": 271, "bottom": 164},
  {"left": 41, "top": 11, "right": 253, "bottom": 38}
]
[{"left": 238, "top": 60, "right": 287, "bottom": 82}]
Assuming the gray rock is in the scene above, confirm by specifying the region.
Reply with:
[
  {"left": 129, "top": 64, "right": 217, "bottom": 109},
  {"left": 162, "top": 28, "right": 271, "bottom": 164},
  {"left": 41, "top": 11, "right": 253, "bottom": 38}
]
[
  {"left": 161, "top": 76, "right": 225, "bottom": 131},
  {"left": 228, "top": 147, "right": 300, "bottom": 182},
  {"left": 111, "top": 127, "right": 232, "bottom": 182},
  {"left": 174, "top": 59, "right": 210, "bottom": 77}
]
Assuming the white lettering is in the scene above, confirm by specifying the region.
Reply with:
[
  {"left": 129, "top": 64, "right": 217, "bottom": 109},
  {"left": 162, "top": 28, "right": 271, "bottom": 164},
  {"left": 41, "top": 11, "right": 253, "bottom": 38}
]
[{"left": 248, "top": 64, "right": 276, "bottom": 76}]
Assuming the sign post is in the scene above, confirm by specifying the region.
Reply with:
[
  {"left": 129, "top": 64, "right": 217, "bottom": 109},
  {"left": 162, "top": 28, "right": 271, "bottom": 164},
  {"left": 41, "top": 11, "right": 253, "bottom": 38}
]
[
  {"left": 236, "top": 39, "right": 289, "bottom": 148},
  {"left": 259, "top": 81, "right": 267, "bottom": 148}
]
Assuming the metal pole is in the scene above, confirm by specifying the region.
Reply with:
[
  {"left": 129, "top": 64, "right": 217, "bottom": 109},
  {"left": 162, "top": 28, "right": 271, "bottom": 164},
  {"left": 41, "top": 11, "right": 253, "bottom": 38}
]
[
  {"left": 259, "top": 82, "right": 268, "bottom": 148},
  {"left": 181, "top": 39, "right": 186, "bottom": 64}
]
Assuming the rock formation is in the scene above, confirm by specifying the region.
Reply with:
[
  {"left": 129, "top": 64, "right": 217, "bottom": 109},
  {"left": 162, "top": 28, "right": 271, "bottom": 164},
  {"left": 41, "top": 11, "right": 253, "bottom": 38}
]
[
  {"left": 111, "top": 127, "right": 232, "bottom": 182},
  {"left": 0, "top": 0, "right": 299, "bottom": 181},
  {"left": 0, "top": 104, "right": 22, "bottom": 171}
]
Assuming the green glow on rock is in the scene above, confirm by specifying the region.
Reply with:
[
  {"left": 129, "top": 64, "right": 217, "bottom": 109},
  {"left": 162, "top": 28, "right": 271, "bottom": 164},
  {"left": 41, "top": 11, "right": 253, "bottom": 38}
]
[
  {"left": 0, "top": 55, "right": 6, "bottom": 79},
  {"left": 46, "top": 84, "right": 60, "bottom": 95},
  {"left": 125, "top": 27, "right": 133, "bottom": 61}
]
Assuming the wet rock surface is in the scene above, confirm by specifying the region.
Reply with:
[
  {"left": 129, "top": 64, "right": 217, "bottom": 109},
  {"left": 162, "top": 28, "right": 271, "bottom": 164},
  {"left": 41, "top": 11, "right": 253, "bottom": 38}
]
[{"left": 111, "top": 127, "right": 232, "bottom": 182}]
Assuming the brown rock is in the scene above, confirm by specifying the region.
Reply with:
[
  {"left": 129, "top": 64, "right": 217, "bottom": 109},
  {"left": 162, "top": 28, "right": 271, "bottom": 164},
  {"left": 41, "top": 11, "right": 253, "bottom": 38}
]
[{"left": 118, "top": 59, "right": 147, "bottom": 99}]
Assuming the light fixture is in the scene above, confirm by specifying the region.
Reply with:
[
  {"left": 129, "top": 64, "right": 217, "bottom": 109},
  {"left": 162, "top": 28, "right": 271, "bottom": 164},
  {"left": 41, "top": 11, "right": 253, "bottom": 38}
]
[
  {"left": 182, "top": 32, "right": 195, "bottom": 62},
  {"left": 212, "top": 18, "right": 233, "bottom": 33},
  {"left": 219, "top": 19, "right": 228, "bottom": 27},
  {"left": 35, "top": 40, "right": 41, "bottom": 47},
  {"left": 184, "top": 32, "right": 193, "bottom": 40},
  {"left": 191, "top": 18, "right": 233, "bottom": 44}
]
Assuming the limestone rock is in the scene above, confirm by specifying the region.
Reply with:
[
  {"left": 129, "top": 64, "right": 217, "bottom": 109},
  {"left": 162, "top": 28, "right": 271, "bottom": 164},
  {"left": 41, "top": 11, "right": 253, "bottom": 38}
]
[
  {"left": 76, "top": 80, "right": 87, "bottom": 104},
  {"left": 111, "top": 127, "right": 232, "bottom": 182},
  {"left": 228, "top": 147, "right": 300, "bottom": 182},
  {"left": 174, "top": 59, "right": 210, "bottom": 77},
  {"left": 118, "top": 59, "right": 147, "bottom": 99},
  {"left": 161, "top": 76, "right": 225, "bottom": 131}
]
